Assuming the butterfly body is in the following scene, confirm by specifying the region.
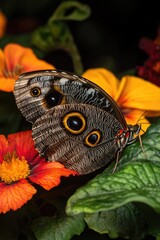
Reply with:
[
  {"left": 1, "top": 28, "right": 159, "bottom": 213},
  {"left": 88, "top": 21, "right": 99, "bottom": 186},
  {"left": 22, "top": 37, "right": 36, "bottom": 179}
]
[{"left": 14, "top": 69, "right": 139, "bottom": 174}]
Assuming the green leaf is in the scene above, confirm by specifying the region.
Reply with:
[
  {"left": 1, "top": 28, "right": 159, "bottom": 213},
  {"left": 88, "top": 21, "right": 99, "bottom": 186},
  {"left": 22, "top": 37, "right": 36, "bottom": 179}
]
[
  {"left": 31, "top": 1, "right": 91, "bottom": 75},
  {"left": 66, "top": 161, "right": 160, "bottom": 215},
  {"left": 66, "top": 119, "right": 160, "bottom": 216},
  {"left": 32, "top": 213, "right": 85, "bottom": 240},
  {"left": 119, "top": 119, "right": 160, "bottom": 168},
  {"left": 49, "top": 1, "right": 91, "bottom": 22},
  {"left": 66, "top": 118, "right": 160, "bottom": 239},
  {"left": 84, "top": 203, "right": 147, "bottom": 240}
]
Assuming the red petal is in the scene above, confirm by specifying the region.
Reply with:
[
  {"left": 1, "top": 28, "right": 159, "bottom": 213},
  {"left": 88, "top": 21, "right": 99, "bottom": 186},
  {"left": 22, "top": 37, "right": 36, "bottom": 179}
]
[
  {"left": 0, "top": 135, "right": 8, "bottom": 162},
  {"left": 7, "top": 131, "right": 44, "bottom": 165},
  {"left": 29, "top": 161, "right": 78, "bottom": 190},
  {"left": 0, "top": 179, "right": 36, "bottom": 214}
]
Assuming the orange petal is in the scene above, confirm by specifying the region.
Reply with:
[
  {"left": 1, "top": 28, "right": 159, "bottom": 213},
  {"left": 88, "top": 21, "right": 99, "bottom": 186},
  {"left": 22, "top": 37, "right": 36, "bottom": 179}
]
[
  {"left": 29, "top": 161, "right": 78, "bottom": 190},
  {"left": 0, "top": 135, "right": 8, "bottom": 162},
  {"left": 117, "top": 76, "right": 160, "bottom": 113},
  {"left": 0, "top": 44, "right": 55, "bottom": 92},
  {"left": 124, "top": 109, "right": 150, "bottom": 134},
  {"left": 0, "top": 77, "right": 15, "bottom": 92},
  {"left": 4, "top": 43, "right": 54, "bottom": 73},
  {"left": 139, "top": 118, "right": 150, "bottom": 134},
  {"left": 20, "top": 55, "right": 54, "bottom": 73},
  {"left": 4, "top": 43, "right": 30, "bottom": 71},
  {"left": 0, "top": 179, "right": 36, "bottom": 214},
  {"left": 82, "top": 68, "right": 119, "bottom": 99}
]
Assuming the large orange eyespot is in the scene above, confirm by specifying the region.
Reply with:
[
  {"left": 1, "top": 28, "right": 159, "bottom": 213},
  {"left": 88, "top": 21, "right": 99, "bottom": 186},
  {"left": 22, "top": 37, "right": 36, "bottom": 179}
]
[
  {"left": 62, "top": 112, "right": 86, "bottom": 134},
  {"left": 84, "top": 130, "right": 102, "bottom": 147},
  {"left": 30, "top": 87, "right": 41, "bottom": 97}
]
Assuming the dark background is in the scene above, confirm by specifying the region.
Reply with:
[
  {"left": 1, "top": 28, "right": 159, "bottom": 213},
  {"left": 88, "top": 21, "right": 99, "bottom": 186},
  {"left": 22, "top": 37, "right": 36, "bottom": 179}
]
[
  {"left": 0, "top": 2, "right": 159, "bottom": 239},
  {"left": 0, "top": 0, "right": 160, "bottom": 74}
]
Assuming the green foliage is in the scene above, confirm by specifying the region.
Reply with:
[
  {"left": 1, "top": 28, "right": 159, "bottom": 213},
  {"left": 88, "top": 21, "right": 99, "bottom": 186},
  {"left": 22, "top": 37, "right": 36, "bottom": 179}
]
[
  {"left": 65, "top": 120, "right": 160, "bottom": 239},
  {"left": 66, "top": 161, "right": 160, "bottom": 214},
  {"left": 84, "top": 204, "right": 147, "bottom": 240},
  {"left": 31, "top": 1, "right": 90, "bottom": 75},
  {"left": 32, "top": 213, "right": 85, "bottom": 240}
]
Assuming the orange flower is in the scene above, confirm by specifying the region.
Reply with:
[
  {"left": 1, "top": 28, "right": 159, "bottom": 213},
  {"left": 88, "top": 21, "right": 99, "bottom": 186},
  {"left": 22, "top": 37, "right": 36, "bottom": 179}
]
[
  {"left": 0, "top": 131, "right": 77, "bottom": 214},
  {"left": 0, "top": 43, "right": 55, "bottom": 92},
  {"left": 83, "top": 68, "right": 160, "bottom": 131},
  {"left": 0, "top": 11, "right": 7, "bottom": 38}
]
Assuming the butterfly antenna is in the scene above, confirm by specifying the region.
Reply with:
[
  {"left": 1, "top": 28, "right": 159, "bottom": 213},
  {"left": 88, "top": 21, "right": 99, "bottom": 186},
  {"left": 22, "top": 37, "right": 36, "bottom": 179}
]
[
  {"left": 138, "top": 133, "right": 147, "bottom": 158},
  {"left": 136, "top": 110, "right": 150, "bottom": 131},
  {"left": 136, "top": 110, "right": 148, "bottom": 124},
  {"left": 135, "top": 111, "right": 149, "bottom": 159}
]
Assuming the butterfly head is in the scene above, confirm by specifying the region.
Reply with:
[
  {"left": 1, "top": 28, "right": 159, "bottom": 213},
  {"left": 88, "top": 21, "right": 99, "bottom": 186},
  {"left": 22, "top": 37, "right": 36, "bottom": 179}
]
[{"left": 116, "top": 124, "right": 141, "bottom": 151}]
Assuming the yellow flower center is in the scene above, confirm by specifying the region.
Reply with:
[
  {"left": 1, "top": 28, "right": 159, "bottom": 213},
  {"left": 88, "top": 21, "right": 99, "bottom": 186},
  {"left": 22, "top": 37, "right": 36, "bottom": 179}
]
[
  {"left": 0, "top": 152, "right": 30, "bottom": 184},
  {"left": 3, "top": 64, "right": 24, "bottom": 78}
]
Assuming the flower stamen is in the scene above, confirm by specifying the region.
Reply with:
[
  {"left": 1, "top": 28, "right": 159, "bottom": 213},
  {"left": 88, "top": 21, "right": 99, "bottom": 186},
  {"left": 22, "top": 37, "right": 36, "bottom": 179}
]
[{"left": 0, "top": 152, "right": 30, "bottom": 184}]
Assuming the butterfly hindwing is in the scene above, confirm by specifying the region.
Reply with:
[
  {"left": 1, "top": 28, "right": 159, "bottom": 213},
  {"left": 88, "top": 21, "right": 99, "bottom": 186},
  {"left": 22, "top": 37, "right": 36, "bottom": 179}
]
[{"left": 32, "top": 103, "right": 123, "bottom": 174}]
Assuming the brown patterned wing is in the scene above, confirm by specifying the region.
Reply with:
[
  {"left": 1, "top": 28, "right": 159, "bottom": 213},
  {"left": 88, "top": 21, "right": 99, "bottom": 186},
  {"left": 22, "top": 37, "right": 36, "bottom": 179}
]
[
  {"left": 14, "top": 70, "right": 127, "bottom": 128},
  {"left": 32, "top": 103, "right": 123, "bottom": 174}
]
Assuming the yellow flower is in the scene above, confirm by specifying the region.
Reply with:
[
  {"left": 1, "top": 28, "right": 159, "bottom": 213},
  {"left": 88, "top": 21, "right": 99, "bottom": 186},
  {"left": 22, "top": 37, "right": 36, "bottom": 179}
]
[
  {"left": 83, "top": 68, "right": 160, "bottom": 131},
  {"left": 0, "top": 10, "right": 7, "bottom": 38},
  {"left": 0, "top": 43, "right": 55, "bottom": 92}
]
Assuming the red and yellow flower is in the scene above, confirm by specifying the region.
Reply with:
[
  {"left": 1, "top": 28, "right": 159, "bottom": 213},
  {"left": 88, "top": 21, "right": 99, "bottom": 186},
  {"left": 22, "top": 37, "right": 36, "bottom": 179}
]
[
  {"left": 0, "top": 131, "right": 77, "bottom": 214},
  {"left": 0, "top": 43, "right": 54, "bottom": 92},
  {"left": 83, "top": 68, "right": 160, "bottom": 131}
]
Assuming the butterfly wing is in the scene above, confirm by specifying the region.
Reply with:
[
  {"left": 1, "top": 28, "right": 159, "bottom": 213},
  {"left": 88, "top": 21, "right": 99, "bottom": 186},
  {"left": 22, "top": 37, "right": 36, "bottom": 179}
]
[
  {"left": 32, "top": 103, "right": 123, "bottom": 174},
  {"left": 14, "top": 69, "right": 127, "bottom": 128}
]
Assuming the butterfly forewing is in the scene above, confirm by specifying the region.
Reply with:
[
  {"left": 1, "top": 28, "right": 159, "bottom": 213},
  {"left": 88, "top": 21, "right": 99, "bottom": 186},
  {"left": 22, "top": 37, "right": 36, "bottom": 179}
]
[{"left": 14, "top": 69, "right": 127, "bottom": 128}]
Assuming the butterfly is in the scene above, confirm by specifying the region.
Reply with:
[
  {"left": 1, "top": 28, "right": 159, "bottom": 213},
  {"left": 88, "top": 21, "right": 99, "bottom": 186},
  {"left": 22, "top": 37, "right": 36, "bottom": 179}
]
[{"left": 14, "top": 69, "right": 140, "bottom": 174}]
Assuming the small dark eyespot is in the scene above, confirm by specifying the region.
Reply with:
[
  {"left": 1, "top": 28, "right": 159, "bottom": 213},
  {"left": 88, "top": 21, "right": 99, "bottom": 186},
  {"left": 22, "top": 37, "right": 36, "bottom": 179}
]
[
  {"left": 87, "top": 133, "right": 99, "bottom": 144},
  {"left": 84, "top": 130, "right": 102, "bottom": 147},
  {"left": 30, "top": 87, "right": 41, "bottom": 97}
]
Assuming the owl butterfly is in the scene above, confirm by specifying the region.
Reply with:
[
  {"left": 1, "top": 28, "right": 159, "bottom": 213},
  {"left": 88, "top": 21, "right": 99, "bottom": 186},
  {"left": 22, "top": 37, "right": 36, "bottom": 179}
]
[{"left": 14, "top": 69, "right": 140, "bottom": 175}]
